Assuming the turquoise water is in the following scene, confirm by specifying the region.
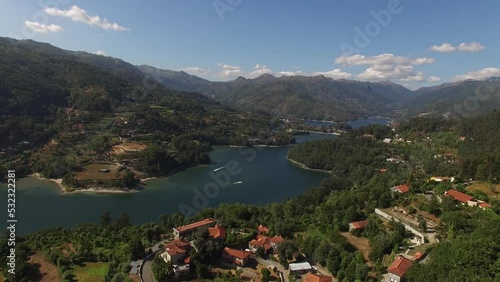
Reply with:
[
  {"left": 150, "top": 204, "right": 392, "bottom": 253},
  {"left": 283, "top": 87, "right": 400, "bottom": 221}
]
[{"left": 0, "top": 119, "right": 386, "bottom": 234}]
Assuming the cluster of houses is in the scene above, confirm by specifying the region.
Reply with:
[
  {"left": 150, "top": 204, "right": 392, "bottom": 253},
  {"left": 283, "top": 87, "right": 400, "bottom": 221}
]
[{"left": 158, "top": 218, "right": 335, "bottom": 280}]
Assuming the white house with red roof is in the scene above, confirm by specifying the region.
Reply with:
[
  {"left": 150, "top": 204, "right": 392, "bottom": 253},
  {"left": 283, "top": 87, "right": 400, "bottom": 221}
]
[
  {"left": 222, "top": 247, "right": 251, "bottom": 267},
  {"left": 173, "top": 218, "right": 216, "bottom": 238},
  {"left": 386, "top": 255, "right": 413, "bottom": 282},
  {"left": 391, "top": 184, "right": 410, "bottom": 194}
]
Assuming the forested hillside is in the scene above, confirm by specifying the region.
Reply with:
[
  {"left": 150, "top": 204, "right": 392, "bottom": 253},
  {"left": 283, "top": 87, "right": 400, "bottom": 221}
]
[
  {"left": 0, "top": 37, "right": 293, "bottom": 186},
  {"left": 2, "top": 112, "right": 498, "bottom": 281},
  {"left": 139, "top": 65, "right": 412, "bottom": 121}
]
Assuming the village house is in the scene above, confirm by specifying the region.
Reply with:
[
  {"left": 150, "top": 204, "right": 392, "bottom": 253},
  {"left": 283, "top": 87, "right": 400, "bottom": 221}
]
[
  {"left": 269, "top": 235, "right": 284, "bottom": 250},
  {"left": 349, "top": 219, "right": 368, "bottom": 231},
  {"left": 248, "top": 235, "right": 273, "bottom": 253},
  {"left": 391, "top": 184, "right": 410, "bottom": 194},
  {"left": 172, "top": 218, "right": 217, "bottom": 239},
  {"left": 208, "top": 224, "right": 226, "bottom": 240},
  {"left": 444, "top": 190, "right": 475, "bottom": 206},
  {"left": 304, "top": 272, "right": 333, "bottom": 282},
  {"left": 160, "top": 239, "right": 190, "bottom": 264},
  {"left": 222, "top": 247, "right": 252, "bottom": 267},
  {"left": 257, "top": 224, "right": 269, "bottom": 235},
  {"left": 430, "top": 176, "right": 455, "bottom": 182},
  {"left": 386, "top": 255, "right": 413, "bottom": 282},
  {"left": 289, "top": 262, "right": 312, "bottom": 275},
  {"left": 248, "top": 234, "right": 284, "bottom": 253},
  {"left": 444, "top": 190, "right": 491, "bottom": 209}
]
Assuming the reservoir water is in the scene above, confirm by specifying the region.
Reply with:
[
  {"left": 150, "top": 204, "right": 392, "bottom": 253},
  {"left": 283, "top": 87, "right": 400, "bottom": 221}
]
[{"left": 1, "top": 118, "right": 389, "bottom": 234}]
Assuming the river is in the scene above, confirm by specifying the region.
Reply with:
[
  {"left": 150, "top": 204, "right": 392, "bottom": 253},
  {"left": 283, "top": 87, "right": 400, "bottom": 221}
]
[{"left": 0, "top": 118, "right": 389, "bottom": 234}]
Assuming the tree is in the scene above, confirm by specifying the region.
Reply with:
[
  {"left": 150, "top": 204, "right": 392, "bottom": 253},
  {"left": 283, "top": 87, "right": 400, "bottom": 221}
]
[
  {"left": 100, "top": 211, "right": 112, "bottom": 227},
  {"left": 261, "top": 268, "right": 271, "bottom": 282},
  {"left": 128, "top": 237, "right": 145, "bottom": 260}
]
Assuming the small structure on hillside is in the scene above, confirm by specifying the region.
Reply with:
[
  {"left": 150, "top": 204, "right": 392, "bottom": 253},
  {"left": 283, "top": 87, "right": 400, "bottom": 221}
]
[
  {"left": 391, "top": 184, "right": 410, "bottom": 194},
  {"left": 289, "top": 262, "right": 312, "bottom": 275},
  {"left": 386, "top": 255, "right": 413, "bottom": 282},
  {"left": 349, "top": 219, "right": 368, "bottom": 231}
]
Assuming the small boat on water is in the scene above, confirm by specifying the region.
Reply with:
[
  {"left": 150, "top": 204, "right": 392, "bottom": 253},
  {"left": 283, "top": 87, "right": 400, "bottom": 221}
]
[
  {"left": 213, "top": 166, "right": 225, "bottom": 172},
  {"left": 233, "top": 181, "right": 243, "bottom": 184}
]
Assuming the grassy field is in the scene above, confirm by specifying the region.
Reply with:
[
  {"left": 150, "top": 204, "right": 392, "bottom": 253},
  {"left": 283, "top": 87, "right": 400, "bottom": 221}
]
[
  {"left": 466, "top": 182, "right": 500, "bottom": 199},
  {"left": 73, "top": 262, "right": 109, "bottom": 282},
  {"left": 76, "top": 162, "right": 122, "bottom": 180},
  {"left": 341, "top": 232, "right": 371, "bottom": 263}
]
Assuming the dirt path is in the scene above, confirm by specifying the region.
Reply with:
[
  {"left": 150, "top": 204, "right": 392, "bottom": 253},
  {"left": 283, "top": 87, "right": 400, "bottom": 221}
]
[
  {"left": 341, "top": 232, "right": 372, "bottom": 263},
  {"left": 28, "top": 252, "right": 60, "bottom": 282}
]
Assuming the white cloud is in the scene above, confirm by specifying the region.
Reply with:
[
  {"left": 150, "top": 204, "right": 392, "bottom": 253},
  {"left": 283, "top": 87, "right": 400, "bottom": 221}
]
[
  {"left": 427, "top": 76, "right": 441, "bottom": 82},
  {"left": 428, "top": 43, "right": 456, "bottom": 52},
  {"left": 428, "top": 42, "right": 485, "bottom": 52},
  {"left": 183, "top": 67, "right": 209, "bottom": 76},
  {"left": 452, "top": 67, "right": 500, "bottom": 82},
  {"left": 278, "top": 71, "right": 303, "bottom": 76},
  {"left": 217, "top": 63, "right": 244, "bottom": 78},
  {"left": 24, "top": 21, "right": 63, "bottom": 33},
  {"left": 248, "top": 64, "right": 273, "bottom": 77},
  {"left": 94, "top": 50, "right": 106, "bottom": 56},
  {"left": 456, "top": 42, "right": 485, "bottom": 52},
  {"left": 44, "top": 5, "right": 130, "bottom": 31},
  {"left": 335, "top": 54, "right": 435, "bottom": 67},
  {"left": 335, "top": 54, "right": 434, "bottom": 82},
  {"left": 312, "top": 69, "right": 352, "bottom": 79}
]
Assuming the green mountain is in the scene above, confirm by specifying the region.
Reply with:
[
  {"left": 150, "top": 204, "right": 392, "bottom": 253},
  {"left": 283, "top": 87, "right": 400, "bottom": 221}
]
[
  {"left": 0, "top": 37, "right": 291, "bottom": 182},
  {"left": 138, "top": 65, "right": 413, "bottom": 121},
  {"left": 408, "top": 80, "right": 500, "bottom": 118}
]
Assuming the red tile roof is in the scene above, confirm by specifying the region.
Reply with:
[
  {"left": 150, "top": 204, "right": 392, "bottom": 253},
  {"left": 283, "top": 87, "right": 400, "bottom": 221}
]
[
  {"left": 258, "top": 224, "right": 269, "bottom": 234},
  {"left": 184, "top": 256, "right": 191, "bottom": 264},
  {"left": 165, "top": 245, "right": 186, "bottom": 256},
  {"left": 304, "top": 272, "right": 333, "bottom": 282},
  {"left": 224, "top": 247, "right": 251, "bottom": 260},
  {"left": 388, "top": 256, "right": 413, "bottom": 277},
  {"left": 445, "top": 190, "right": 474, "bottom": 203},
  {"left": 171, "top": 239, "right": 190, "bottom": 248},
  {"left": 350, "top": 219, "right": 369, "bottom": 229},
  {"left": 413, "top": 252, "right": 423, "bottom": 260},
  {"left": 479, "top": 202, "right": 492, "bottom": 209},
  {"left": 174, "top": 218, "right": 216, "bottom": 233},
  {"left": 270, "top": 235, "right": 284, "bottom": 244},
  {"left": 249, "top": 236, "right": 272, "bottom": 250},
  {"left": 208, "top": 224, "right": 226, "bottom": 239},
  {"left": 395, "top": 184, "right": 410, "bottom": 193}
]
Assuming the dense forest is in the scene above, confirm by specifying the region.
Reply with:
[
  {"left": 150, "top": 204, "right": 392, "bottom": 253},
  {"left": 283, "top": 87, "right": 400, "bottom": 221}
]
[{"left": 1, "top": 112, "right": 498, "bottom": 281}]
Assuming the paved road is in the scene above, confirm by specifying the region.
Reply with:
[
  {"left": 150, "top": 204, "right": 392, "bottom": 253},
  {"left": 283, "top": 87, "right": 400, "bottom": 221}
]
[
  {"left": 142, "top": 260, "right": 154, "bottom": 282},
  {"left": 254, "top": 257, "right": 288, "bottom": 282},
  {"left": 140, "top": 240, "right": 169, "bottom": 282}
]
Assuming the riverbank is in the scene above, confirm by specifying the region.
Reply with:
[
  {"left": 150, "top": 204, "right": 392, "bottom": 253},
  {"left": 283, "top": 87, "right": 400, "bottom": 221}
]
[
  {"left": 308, "top": 131, "right": 341, "bottom": 135},
  {"left": 29, "top": 173, "right": 143, "bottom": 194},
  {"left": 286, "top": 156, "right": 332, "bottom": 174}
]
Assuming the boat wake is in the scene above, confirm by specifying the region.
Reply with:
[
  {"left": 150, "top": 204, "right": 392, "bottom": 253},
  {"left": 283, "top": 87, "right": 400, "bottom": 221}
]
[{"left": 213, "top": 166, "right": 225, "bottom": 172}]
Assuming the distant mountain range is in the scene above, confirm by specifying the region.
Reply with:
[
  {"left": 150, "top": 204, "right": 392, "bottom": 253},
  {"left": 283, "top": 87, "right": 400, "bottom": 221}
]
[
  {"left": 1, "top": 36, "right": 498, "bottom": 123},
  {"left": 139, "top": 65, "right": 500, "bottom": 120},
  {"left": 138, "top": 65, "right": 414, "bottom": 120}
]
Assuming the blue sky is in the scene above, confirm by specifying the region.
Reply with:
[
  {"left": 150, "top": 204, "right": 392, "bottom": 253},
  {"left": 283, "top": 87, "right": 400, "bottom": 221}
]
[{"left": 1, "top": 0, "right": 499, "bottom": 89}]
